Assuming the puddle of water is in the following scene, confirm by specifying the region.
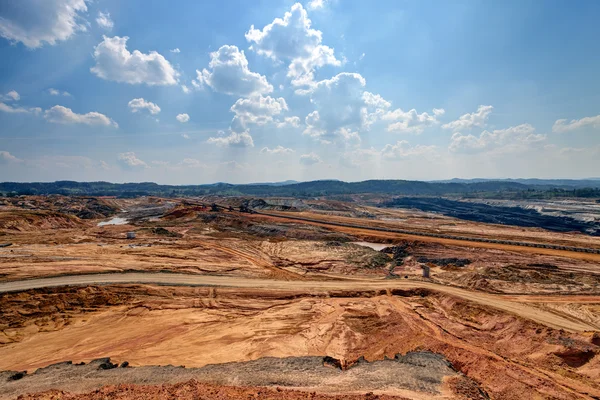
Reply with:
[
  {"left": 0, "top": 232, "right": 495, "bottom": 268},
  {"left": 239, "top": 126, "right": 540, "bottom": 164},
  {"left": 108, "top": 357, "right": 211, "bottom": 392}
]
[
  {"left": 97, "top": 217, "right": 129, "bottom": 227},
  {"left": 351, "top": 241, "right": 388, "bottom": 251}
]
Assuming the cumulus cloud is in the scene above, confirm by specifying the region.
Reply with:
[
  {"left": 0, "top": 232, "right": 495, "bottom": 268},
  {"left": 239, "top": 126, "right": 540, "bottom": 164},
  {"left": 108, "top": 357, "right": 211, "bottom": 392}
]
[
  {"left": 48, "top": 88, "right": 71, "bottom": 96},
  {"left": 442, "top": 105, "right": 493, "bottom": 131},
  {"left": 0, "top": 151, "right": 23, "bottom": 164},
  {"left": 230, "top": 95, "right": 288, "bottom": 129},
  {"left": 176, "top": 113, "right": 190, "bottom": 123},
  {"left": 299, "top": 152, "right": 322, "bottom": 165},
  {"left": 383, "top": 108, "right": 444, "bottom": 134},
  {"left": 261, "top": 145, "right": 295, "bottom": 154},
  {"left": 44, "top": 105, "right": 118, "bottom": 127},
  {"left": 207, "top": 131, "right": 254, "bottom": 148},
  {"left": 117, "top": 152, "right": 148, "bottom": 169},
  {"left": 128, "top": 98, "right": 161, "bottom": 115},
  {"left": 449, "top": 123, "right": 545, "bottom": 154},
  {"left": 552, "top": 114, "right": 600, "bottom": 133},
  {"left": 1, "top": 90, "right": 20, "bottom": 101},
  {"left": 91, "top": 36, "right": 179, "bottom": 86},
  {"left": 0, "top": 0, "right": 88, "bottom": 48},
  {"left": 194, "top": 45, "right": 272, "bottom": 96},
  {"left": 245, "top": 3, "right": 340, "bottom": 86},
  {"left": 302, "top": 73, "right": 389, "bottom": 143},
  {"left": 96, "top": 11, "right": 113, "bottom": 30},
  {"left": 170, "top": 48, "right": 180, "bottom": 53}
]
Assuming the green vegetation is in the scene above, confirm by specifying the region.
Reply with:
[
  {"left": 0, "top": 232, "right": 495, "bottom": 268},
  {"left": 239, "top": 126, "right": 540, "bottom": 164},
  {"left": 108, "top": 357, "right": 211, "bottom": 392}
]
[{"left": 0, "top": 180, "right": 598, "bottom": 199}]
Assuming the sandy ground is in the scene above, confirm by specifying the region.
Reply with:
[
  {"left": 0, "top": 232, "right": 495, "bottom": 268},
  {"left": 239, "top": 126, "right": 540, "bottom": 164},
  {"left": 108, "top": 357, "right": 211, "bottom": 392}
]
[{"left": 0, "top": 273, "right": 598, "bottom": 332}]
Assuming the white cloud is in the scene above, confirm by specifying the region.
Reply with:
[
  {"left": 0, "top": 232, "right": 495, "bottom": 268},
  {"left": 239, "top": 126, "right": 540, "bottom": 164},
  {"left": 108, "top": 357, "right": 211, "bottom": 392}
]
[
  {"left": 449, "top": 123, "right": 545, "bottom": 154},
  {"left": 181, "top": 133, "right": 190, "bottom": 139},
  {"left": 117, "top": 152, "right": 148, "bottom": 169},
  {"left": 383, "top": 108, "right": 443, "bottom": 134},
  {"left": 359, "top": 52, "right": 365, "bottom": 61},
  {"left": 181, "top": 84, "right": 191, "bottom": 94},
  {"left": 245, "top": 3, "right": 340, "bottom": 86},
  {"left": 207, "top": 131, "right": 254, "bottom": 148},
  {"left": 96, "top": 11, "right": 113, "bottom": 30},
  {"left": 552, "top": 115, "right": 600, "bottom": 133},
  {"left": 170, "top": 48, "right": 180, "bottom": 53},
  {"left": 128, "top": 98, "right": 161, "bottom": 115},
  {"left": 91, "top": 36, "right": 179, "bottom": 86},
  {"left": 0, "top": 102, "right": 40, "bottom": 114},
  {"left": 0, "top": 0, "right": 88, "bottom": 48},
  {"left": 176, "top": 113, "right": 190, "bottom": 123},
  {"left": 442, "top": 105, "right": 493, "bottom": 131},
  {"left": 48, "top": 88, "right": 71, "bottom": 96},
  {"left": 300, "top": 152, "right": 322, "bottom": 165},
  {"left": 44, "top": 105, "right": 118, "bottom": 127},
  {"left": 302, "top": 73, "right": 389, "bottom": 143},
  {"left": 307, "top": 0, "right": 325, "bottom": 10},
  {"left": 261, "top": 145, "right": 295, "bottom": 154},
  {"left": 0, "top": 151, "right": 23, "bottom": 164},
  {"left": 194, "top": 45, "right": 272, "bottom": 96},
  {"left": 1, "top": 90, "right": 20, "bottom": 101},
  {"left": 381, "top": 141, "right": 438, "bottom": 159},
  {"left": 230, "top": 95, "right": 288, "bottom": 129},
  {"left": 276, "top": 116, "right": 301, "bottom": 128}
]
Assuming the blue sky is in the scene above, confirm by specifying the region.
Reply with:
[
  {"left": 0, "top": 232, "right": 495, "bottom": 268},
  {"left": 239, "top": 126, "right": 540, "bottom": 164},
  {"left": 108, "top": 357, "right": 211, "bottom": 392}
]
[{"left": 0, "top": 0, "right": 599, "bottom": 184}]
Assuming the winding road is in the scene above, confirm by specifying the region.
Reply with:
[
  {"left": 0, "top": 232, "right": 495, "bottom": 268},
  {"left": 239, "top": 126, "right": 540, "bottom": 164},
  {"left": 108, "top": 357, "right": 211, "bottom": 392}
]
[{"left": 1, "top": 272, "right": 598, "bottom": 332}]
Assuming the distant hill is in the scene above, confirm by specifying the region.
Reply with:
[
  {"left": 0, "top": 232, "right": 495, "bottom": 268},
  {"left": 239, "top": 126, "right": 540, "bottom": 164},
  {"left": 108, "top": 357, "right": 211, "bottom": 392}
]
[
  {"left": 1, "top": 179, "right": 599, "bottom": 198},
  {"left": 433, "top": 178, "right": 600, "bottom": 188}
]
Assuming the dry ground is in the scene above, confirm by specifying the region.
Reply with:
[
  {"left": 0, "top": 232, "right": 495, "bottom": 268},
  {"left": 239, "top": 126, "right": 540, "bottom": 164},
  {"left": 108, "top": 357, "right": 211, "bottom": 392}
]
[{"left": 1, "top": 196, "right": 599, "bottom": 400}]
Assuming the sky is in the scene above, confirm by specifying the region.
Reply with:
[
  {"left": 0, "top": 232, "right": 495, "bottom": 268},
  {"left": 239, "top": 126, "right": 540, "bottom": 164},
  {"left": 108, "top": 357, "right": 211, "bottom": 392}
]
[{"left": 0, "top": 0, "right": 599, "bottom": 184}]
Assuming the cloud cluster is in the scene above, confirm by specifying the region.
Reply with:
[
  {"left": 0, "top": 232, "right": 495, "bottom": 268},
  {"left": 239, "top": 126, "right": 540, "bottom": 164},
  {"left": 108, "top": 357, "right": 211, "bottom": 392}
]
[
  {"left": 44, "top": 105, "right": 118, "bottom": 127},
  {"left": 442, "top": 105, "right": 493, "bottom": 131},
  {"left": 194, "top": 45, "right": 272, "bottom": 97},
  {"left": 383, "top": 108, "right": 444, "bottom": 134},
  {"left": 246, "top": 3, "right": 340, "bottom": 86},
  {"left": 128, "top": 98, "right": 161, "bottom": 115},
  {"left": 449, "top": 123, "right": 545, "bottom": 153},
  {"left": 552, "top": 114, "right": 600, "bottom": 133},
  {"left": 91, "top": 36, "right": 179, "bottom": 86},
  {"left": 207, "top": 131, "right": 254, "bottom": 148},
  {"left": 302, "top": 72, "right": 389, "bottom": 144},
  {"left": 0, "top": 0, "right": 88, "bottom": 48}
]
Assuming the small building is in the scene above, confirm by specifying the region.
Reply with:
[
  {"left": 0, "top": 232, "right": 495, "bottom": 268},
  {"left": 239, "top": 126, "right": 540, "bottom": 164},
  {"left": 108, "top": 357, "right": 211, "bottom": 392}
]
[{"left": 126, "top": 232, "right": 136, "bottom": 239}]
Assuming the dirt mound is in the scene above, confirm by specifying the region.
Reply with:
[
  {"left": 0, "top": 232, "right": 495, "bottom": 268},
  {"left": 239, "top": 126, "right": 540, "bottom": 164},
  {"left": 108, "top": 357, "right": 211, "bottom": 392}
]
[{"left": 0, "top": 211, "right": 85, "bottom": 231}]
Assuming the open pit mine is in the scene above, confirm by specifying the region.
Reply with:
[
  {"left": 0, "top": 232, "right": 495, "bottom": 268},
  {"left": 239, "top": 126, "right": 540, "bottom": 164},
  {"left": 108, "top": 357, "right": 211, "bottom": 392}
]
[{"left": 1, "top": 193, "right": 600, "bottom": 400}]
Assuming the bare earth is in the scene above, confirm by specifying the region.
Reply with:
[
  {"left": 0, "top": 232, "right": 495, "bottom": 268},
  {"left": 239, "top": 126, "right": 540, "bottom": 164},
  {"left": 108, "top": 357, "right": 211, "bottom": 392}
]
[{"left": 1, "top": 196, "right": 599, "bottom": 400}]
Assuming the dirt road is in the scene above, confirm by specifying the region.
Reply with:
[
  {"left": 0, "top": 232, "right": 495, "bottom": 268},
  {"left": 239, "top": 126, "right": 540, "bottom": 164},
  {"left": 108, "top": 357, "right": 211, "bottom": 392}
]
[{"left": 1, "top": 272, "right": 598, "bottom": 332}]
